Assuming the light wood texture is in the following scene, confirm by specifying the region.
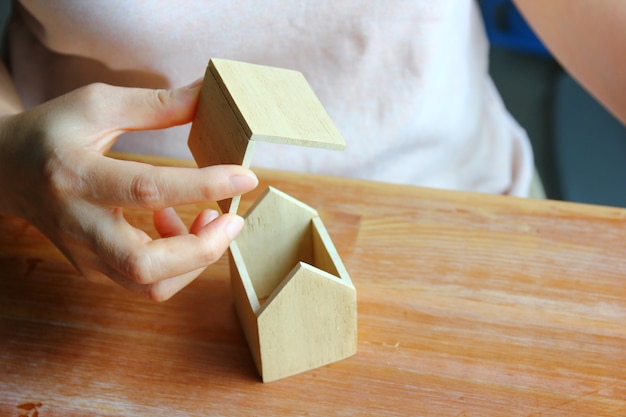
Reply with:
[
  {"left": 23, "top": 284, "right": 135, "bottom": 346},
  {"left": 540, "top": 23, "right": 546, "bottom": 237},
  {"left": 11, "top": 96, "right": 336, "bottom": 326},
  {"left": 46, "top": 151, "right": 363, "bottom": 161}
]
[
  {"left": 187, "top": 62, "right": 254, "bottom": 214},
  {"left": 1, "top": 153, "right": 625, "bottom": 416},
  {"left": 229, "top": 187, "right": 357, "bottom": 382},
  {"left": 209, "top": 59, "right": 345, "bottom": 149},
  {"left": 188, "top": 58, "right": 345, "bottom": 214}
]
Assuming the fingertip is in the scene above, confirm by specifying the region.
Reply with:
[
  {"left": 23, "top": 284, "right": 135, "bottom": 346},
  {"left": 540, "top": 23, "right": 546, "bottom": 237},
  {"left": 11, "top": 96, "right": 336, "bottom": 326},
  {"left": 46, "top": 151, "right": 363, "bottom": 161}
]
[
  {"left": 153, "top": 206, "right": 187, "bottom": 238},
  {"left": 230, "top": 171, "right": 259, "bottom": 194},
  {"left": 172, "top": 78, "right": 203, "bottom": 103},
  {"left": 183, "top": 77, "right": 204, "bottom": 90},
  {"left": 195, "top": 212, "right": 245, "bottom": 245},
  {"left": 190, "top": 209, "right": 220, "bottom": 234},
  {"left": 225, "top": 215, "right": 245, "bottom": 240},
  {"left": 153, "top": 206, "right": 176, "bottom": 222},
  {"left": 201, "top": 208, "right": 220, "bottom": 225}
]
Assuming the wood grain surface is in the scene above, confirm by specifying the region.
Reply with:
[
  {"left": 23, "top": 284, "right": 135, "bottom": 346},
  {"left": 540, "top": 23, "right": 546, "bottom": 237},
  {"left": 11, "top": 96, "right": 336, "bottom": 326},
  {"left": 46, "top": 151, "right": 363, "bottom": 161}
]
[{"left": 1, "top": 154, "right": 625, "bottom": 416}]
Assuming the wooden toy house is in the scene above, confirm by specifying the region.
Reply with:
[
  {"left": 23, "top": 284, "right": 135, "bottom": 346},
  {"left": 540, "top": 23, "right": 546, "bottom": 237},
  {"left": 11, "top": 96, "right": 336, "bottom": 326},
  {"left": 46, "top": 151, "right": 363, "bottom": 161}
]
[
  {"left": 230, "top": 186, "right": 357, "bottom": 382},
  {"left": 188, "top": 59, "right": 357, "bottom": 382}
]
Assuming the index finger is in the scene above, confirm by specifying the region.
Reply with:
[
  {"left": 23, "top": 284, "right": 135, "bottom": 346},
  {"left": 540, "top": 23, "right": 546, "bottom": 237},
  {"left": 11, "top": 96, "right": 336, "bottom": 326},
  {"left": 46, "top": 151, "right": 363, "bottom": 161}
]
[{"left": 83, "top": 155, "right": 258, "bottom": 209}]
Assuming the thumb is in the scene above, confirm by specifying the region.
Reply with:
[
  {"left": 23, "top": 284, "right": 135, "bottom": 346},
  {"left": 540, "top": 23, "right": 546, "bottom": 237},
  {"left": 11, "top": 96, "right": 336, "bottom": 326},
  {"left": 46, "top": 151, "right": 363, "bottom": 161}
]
[{"left": 62, "top": 80, "right": 203, "bottom": 136}]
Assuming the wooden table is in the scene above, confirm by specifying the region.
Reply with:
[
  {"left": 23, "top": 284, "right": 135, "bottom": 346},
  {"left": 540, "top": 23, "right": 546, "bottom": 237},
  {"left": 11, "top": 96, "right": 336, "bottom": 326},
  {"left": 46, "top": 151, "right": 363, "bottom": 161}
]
[{"left": 1, "top": 154, "right": 625, "bottom": 416}]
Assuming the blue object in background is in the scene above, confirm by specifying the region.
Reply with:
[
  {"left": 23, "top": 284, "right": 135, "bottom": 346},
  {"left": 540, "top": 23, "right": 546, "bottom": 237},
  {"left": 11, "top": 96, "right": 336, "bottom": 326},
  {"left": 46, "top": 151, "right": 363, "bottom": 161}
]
[
  {"left": 480, "top": 0, "right": 550, "bottom": 56},
  {"left": 481, "top": 0, "right": 626, "bottom": 208},
  {"left": 553, "top": 74, "right": 626, "bottom": 208}
]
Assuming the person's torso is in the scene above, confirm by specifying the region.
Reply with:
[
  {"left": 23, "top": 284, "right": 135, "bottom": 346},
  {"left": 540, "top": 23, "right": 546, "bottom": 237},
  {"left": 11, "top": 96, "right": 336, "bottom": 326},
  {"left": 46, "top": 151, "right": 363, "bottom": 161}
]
[{"left": 9, "top": 0, "right": 533, "bottom": 195}]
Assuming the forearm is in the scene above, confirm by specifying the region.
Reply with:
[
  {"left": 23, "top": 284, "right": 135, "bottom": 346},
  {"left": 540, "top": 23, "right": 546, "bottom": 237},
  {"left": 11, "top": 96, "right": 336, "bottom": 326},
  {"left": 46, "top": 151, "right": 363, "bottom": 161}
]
[{"left": 513, "top": 0, "right": 626, "bottom": 124}]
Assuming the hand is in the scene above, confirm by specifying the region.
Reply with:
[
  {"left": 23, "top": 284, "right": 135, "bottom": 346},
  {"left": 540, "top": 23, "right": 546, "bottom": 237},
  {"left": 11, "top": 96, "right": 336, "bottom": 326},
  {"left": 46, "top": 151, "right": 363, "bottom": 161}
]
[{"left": 0, "top": 81, "right": 258, "bottom": 301}]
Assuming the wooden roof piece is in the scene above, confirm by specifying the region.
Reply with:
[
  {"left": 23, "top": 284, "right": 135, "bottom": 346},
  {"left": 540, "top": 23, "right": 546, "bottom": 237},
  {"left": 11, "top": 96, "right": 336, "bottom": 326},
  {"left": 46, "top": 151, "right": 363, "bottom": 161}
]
[{"left": 188, "top": 58, "right": 346, "bottom": 213}]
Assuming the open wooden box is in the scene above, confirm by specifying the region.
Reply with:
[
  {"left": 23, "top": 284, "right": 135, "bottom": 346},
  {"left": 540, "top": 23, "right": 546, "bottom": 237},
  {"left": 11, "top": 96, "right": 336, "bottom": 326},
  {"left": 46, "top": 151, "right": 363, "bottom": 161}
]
[
  {"left": 188, "top": 58, "right": 357, "bottom": 382},
  {"left": 230, "top": 187, "right": 357, "bottom": 382}
]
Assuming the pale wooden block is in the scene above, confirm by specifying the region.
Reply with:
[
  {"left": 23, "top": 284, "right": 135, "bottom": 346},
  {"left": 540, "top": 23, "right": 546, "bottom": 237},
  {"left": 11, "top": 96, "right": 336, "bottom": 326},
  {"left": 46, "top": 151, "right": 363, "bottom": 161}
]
[
  {"left": 188, "top": 58, "right": 345, "bottom": 214},
  {"left": 188, "top": 63, "right": 255, "bottom": 213},
  {"left": 209, "top": 58, "right": 345, "bottom": 149},
  {"left": 230, "top": 187, "right": 357, "bottom": 382}
]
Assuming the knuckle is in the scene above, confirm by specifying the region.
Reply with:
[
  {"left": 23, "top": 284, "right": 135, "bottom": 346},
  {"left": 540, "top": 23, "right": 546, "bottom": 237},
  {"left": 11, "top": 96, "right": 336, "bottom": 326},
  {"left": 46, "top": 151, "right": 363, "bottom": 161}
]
[
  {"left": 44, "top": 150, "right": 88, "bottom": 199},
  {"left": 61, "top": 82, "right": 117, "bottom": 131},
  {"left": 146, "top": 89, "right": 174, "bottom": 115},
  {"left": 78, "top": 82, "right": 109, "bottom": 99},
  {"left": 75, "top": 83, "right": 109, "bottom": 115},
  {"left": 197, "top": 180, "right": 221, "bottom": 201},
  {"left": 195, "top": 172, "right": 232, "bottom": 202},
  {"left": 154, "top": 89, "right": 172, "bottom": 107},
  {"left": 147, "top": 285, "right": 173, "bottom": 303},
  {"left": 129, "top": 172, "right": 163, "bottom": 208},
  {"left": 200, "top": 242, "right": 224, "bottom": 266},
  {"left": 121, "top": 251, "right": 154, "bottom": 284}
]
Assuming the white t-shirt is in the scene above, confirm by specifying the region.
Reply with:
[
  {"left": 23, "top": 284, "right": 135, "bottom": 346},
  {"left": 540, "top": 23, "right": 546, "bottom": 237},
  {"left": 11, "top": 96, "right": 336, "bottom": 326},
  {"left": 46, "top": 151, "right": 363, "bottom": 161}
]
[{"left": 8, "top": 0, "right": 533, "bottom": 196}]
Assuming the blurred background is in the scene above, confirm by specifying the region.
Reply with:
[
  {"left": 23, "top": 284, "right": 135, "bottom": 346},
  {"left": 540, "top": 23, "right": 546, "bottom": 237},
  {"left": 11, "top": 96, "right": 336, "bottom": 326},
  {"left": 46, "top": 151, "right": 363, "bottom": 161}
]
[
  {"left": 2, "top": 1, "right": 625, "bottom": 207},
  {"left": 480, "top": 0, "right": 626, "bottom": 207}
]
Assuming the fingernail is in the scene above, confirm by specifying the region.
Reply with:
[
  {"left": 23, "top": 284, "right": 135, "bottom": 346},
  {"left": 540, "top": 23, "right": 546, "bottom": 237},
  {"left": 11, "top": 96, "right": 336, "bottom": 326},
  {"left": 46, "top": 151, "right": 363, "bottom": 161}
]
[
  {"left": 230, "top": 172, "right": 259, "bottom": 194},
  {"left": 197, "top": 209, "right": 220, "bottom": 229},
  {"left": 226, "top": 215, "right": 245, "bottom": 240},
  {"left": 205, "top": 209, "right": 219, "bottom": 223}
]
